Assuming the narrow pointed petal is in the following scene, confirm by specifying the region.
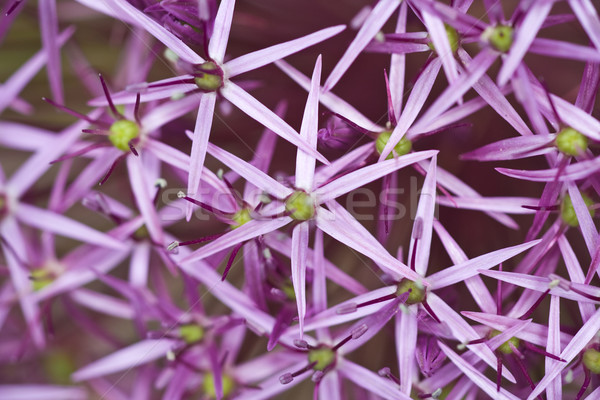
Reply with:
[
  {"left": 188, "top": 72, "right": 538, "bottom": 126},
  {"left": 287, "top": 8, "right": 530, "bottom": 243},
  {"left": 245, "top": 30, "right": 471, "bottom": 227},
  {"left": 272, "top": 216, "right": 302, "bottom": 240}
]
[
  {"left": 396, "top": 310, "right": 418, "bottom": 394},
  {"left": 180, "top": 217, "right": 291, "bottom": 264},
  {"left": 429, "top": 240, "right": 540, "bottom": 290},
  {"left": 461, "top": 135, "right": 555, "bottom": 161},
  {"left": 316, "top": 150, "right": 437, "bottom": 202},
  {"left": 291, "top": 223, "right": 309, "bottom": 337},
  {"left": 416, "top": 48, "right": 497, "bottom": 126},
  {"left": 221, "top": 81, "right": 328, "bottom": 164},
  {"left": 208, "top": 0, "right": 235, "bottom": 62},
  {"left": 186, "top": 93, "right": 217, "bottom": 220},
  {"left": 74, "top": 0, "right": 203, "bottom": 64},
  {"left": 295, "top": 56, "right": 321, "bottom": 191},
  {"left": 38, "top": 0, "right": 63, "bottom": 103},
  {"left": 16, "top": 204, "right": 124, "bottom": 249},
  {"left": 70, "top": 289, "right": 135, "bottom": 320},
  {"left": 567, "top": 183, "right": 598, "bottom": 256},
  {"left": 529, "top": 38, "right": 600, "bottom": 63},
  {"left": 528, "top": 307, "right": 600, "bottom": 400},
  {"left": 569, "top": 0, "right": 600, "bottom": 53},
  {"left": 227, "top": 26, "right": 344, "bottom": 77},
  {"left": 379, "top": 59, "right": 442, "bottom": 161},
  {"left": 456, "top": 48, "right": 533, "bottom": 137},
  {"left": 89, "top": 77, "right": 196, "bottom": 106},
  {"left": 275, "top": 60, "right": 382, "bottom": 132},
  {"left": 318, "top": 371, "right": 342, "bottom": 400},
  {"left": 207, "top": 143, "right": 292, "bottom": 199},
  {"left": 485, "top": 319, "right": 531, "bottom": 351},
  {"left": 409, "top": 156, "right": 436, "bottom": 276},
  {"left": 0, "top": 385, "right": 87, "bottom": 400},
  {"left": 479, "top": 270, "right": 595, "bottom": 303},
  {"left": 72, "top": 339, "right": 178, "bottom": 381},
  {"left": 545, "top": 295, "right": 562, "bottom": 398},
  {"left": 423, "top": 11, "right": 458, "bottom": 85},
  {"left": 338, "top": 359, "right": 411, "bottom": 400},
  {"left": 497, "top": 155, "right": 600, "bottom": 182},
  {"left": 316, "top": 204, "right": 423, "bottom": 283},
  {"left": 433, "top": 220, "right": 496, "bottom": 313},
  {"left": 557, "top": 236, "right": 596, "bottom": 321},
  {"left": 390, "top": 2, "right": 408, "bottom": 117},
  {"left": 127, "top": 156, "right": 164, "bottom": 244},
  {"left": 141, "top": 95, "right": 202, "bottom": 133},
  {"left": 427, "top": 293, "right": 516, "bottom": 382},
  {"left": 437, "top": 196, "right": 539, "bottom": 214},
  {"left": 324, "top": 0, "right": 402, "bottom": 90},
  {"left": 129, "top": 242, "right": 150, "bottom": 287},
  {"left": 437, "top": 342, "right": 520, "bottom": 400},
  {"left": 497, "top": 1, "right": 552, "bottom": 86}
]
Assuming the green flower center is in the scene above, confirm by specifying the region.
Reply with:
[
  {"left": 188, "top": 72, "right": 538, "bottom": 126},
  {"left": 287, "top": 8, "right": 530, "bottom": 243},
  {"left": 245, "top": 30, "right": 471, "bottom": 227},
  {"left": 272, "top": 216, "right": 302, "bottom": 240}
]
[
  {"left": 43, "top": 351, "right": 75, "bottom": 384},
  {"left": 194, "top": 61, "right": 224, "bottom": 92},
  {"left": 231, "top": 208, "right": 252, "bottom": 229},
  {"left": 427, "top": 24, "right": 460, "bottom": 54},
  {"left": 555, "top": 127, "right": 588, "bottom": 156},
  {"left": 179, "top": 324, "right": 204, "bottom": 344},
  {"left": 375, "top": 131, "right": 412, "bottom": 159},
  {"left": 490, "top": 330, "right": 521, "bottom": 354},
  {"left": 484, "top": 25, "right": 513, "bottom": 53},
  {"left": 308, "top": 347, "right": 336, "bottom": 371},
  {"left": 281, "top": 280, "right": 296, "bottom": 300},
  {"left": 285, "top": 190, "right": 316, "bottom": 221},
  {"left": 396, "top": 279, "right": 426, "bottom": 305},
  {"left": 133, "top": 224, "right": 149, "bottom": 240},
  {"left": 560, "top": 193, "right": 595, "bottom": 228},
  {"left": 108, "top": 119, "right": 139, "bottom": 152},
  {"left": 30, "top": 269, "right": 54, "bottom": 291},
  {"left": 202, "top": 372, "right": 235, "bottom": 399},
  {"left": 583, "top": 348, "right": 600, "bottom": 374}
]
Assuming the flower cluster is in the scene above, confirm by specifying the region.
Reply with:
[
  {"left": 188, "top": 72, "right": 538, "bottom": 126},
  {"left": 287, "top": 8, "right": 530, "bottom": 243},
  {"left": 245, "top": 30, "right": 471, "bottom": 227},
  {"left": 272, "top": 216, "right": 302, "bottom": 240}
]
[{"left": 1, "top": 0, "right": 600, "bottom": 399}]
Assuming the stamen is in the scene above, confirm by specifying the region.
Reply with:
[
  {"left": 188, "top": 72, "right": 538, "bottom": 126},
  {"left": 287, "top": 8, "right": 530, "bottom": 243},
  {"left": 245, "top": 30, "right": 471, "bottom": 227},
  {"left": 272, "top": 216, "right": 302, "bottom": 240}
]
[
  {"left": 375, "top": 131, "right": 412, "bottom": 160},
  {"left": 355, "top": 293, "right": 397, "bottom": 309},
  {"left": 134, "top": 92, "right": 142, "bottom": 125},
  {"left": 221, "top": 242, "right": 243, "bottom": 281},
  {"left": 496, "top": 263, "right": 503, "bottom": 314},
  {"left": 378, "top": 367, "right": 401, "bottom": 386},
  {"left": 336, "top": 303, "right": 358, "bottom": 315},
  {"left": 575, "top": 367, "right": 591, "bottom": 400},
  {"left": 43, "top": 97, "right": 109, "bottom": 127},
  {"left": 5, "top": 0, "right": 22, "bottom": 16},
  {"left": 519, "top": 289, "right": 550, "bottom": 319},
  {"left": 50, "top": 143, "right": 109, "bottom": 164},
  {"left": 171, "top": 233, "right": 226, "bottom": 249},
  {"left": 98, "top": 73, "right": 124, "bottom": 119},
  {"left": 293, "top": 339, "right": 309, "bottom": 350},
  {"left": 383, "top": 69, "right": 397, "bottom": 127},
  {"left": 178, "top": 194, "right": 228, "bottom": 217},
  {"left": 99, "top": 153, "right": 127, "bottom": 185},
  {"left": 422, "top": 300, "right": 441, "bottom": 323}
]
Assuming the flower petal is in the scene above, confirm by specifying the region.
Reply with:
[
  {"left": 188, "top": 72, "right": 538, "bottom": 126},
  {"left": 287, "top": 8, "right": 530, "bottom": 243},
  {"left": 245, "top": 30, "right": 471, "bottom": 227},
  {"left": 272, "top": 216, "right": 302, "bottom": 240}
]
[{"left": 208, "top": 0, "right": 235, "bottom": 63}]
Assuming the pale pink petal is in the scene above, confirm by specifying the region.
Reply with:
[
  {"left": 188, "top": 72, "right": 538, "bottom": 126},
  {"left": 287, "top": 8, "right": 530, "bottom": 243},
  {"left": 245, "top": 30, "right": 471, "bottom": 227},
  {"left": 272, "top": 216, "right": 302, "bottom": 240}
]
[
  {"left": 379, "top": 59, "right": 442, "bottom": 161},
  {"left": 38, "top": 0, "right": 63, "bottom": 103},
  {"left": 220, "top": 81, "right": 328, "bottom": 164},
  {"left": 437, "top": 342, "right": 520, "bottom": 400},
  {"left": 317, "top": 204, "right": 423, "bottom": 283},
  {"left": 129, "top": 242, "right": 150, "bottom": 287},
  {"left": 429, "top": 240, "right": 540, "bottom": 290},
  {"left": 461, "top": 135, "right": 555, "bottom": 161},
  {"left": 291, "top": 222, "right": 309, "bottom": 337},
  {"left": 207, "top": 143, "right": 292, "bottom": 199},
  {"left": 567, "top": 183, "right": 598, "bottom": 257},
  {"left": 433, "top": 220, "right": 496, "bottom": 314},
  {"left": 0, "top": 123, "right": 55, "bottom": 151},
  {"left": 546, "top": 295, "right": 562, "bottom": 398},
  {"left": 72, "top": 339, "right": 178, "bottom": 381},
  {"left": 569, "top": 0, "right": 600, "bottom": 53},
  {"left": 557, "top": 236, "right": 596, "bottom": 321},
  {"left": 485, "top": 319, "right": 531, "bottom": 352},
  {"left": 497, "top": 1, "right": 553, "bottom": 86},
  {"left": 275, "top": 60, "right": 382, "bottom": 132},
  {"left": 70, "top": 289, "right": 134, "bottom": 320},
  {"left": 127, "top": 156, "right": 164, "bottom": 244},
  {"left": 16, "top": 204, "right": 124, "bottom": 250},
  {"left": 140, "top": 95, "right": 202, "bottom": 133},
  {"left": 338, "top": 359, "right": 411, "bottom": 400},
  {"left": 390, "top": 2, "right": 408, "bottom": 117},
  {"left": 528, "top": 307, "right": 600, "bottom": 400},
  {"left": 427, "top": 293, "right": 516, "bottom": 382},
  {"left": 423, "top": 10, "right": 458, "bottom": 85},
  {"left": 208, "top": 0, "right": 235, "bottom": 62},
  {"left": 497, "top": 155, "right": 600, "bottom": 182},
  {"left": 409, "top": 156, "right": 436, "bottom": 276},
  {"left": 396, "top": 310, "right": 418, "bottom": 394},
  {"left": 235, "top": 360, "right": 311, "bottom": 400},
  {"left": 324, "top": 0, "right": 402, "bottom": 91},
  {"left": 479, "top": 270, "right": 594, "bottom": 303},
  {"left": 316, "top": 150, "right": 437, "bottom": 202},
  {"left": 179, "top": 218, "right": 291, "bottom": 265},
  {"left": 295, "top": 56, "right": 321, "bottom": 191},
  {"left": 0, "top": 385, "right": 87, "bottom": 400},
  {"left": 318, "top": 371, "right": 342, "bottom": 400},
  {"left": 186, "top": 93, "right": 217, "bottom": 220},
  {"left": 530, "top": 38, "right": 600, "bottom": 62},
  {"left": 227, "top": 26, "right": 344, "bottom": 77},
  {"left": 89, "top": 77, "right": 196, "bottom": 106},
  {"left": 74, "top": 0, "right": 203, "bottom": 64},
  {"left": 437, "top": 196, "right": 539, "bottom": 214}
]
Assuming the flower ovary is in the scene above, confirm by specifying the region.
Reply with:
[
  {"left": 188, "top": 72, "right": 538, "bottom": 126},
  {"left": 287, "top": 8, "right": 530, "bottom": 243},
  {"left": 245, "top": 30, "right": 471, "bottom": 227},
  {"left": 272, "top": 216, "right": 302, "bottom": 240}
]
[
  {"left": 202, "top": 372, "right": 235, "bottom": 399},
  {"left": 108, "top": 119, "right": 139, "bottom": 152},
  {"left": 308, "top": 347, "right": 336, "bottom": 371},
  {"left": 375, "top": 131, "right": 412, "bottom": 159},
  {"left": 285, "top": 190, "right": 316, "bottom": 221},
  {"left": 555, "top": 127, "right": 588, "bottom": 156},
  {"left": 560, "top": 193, "right": 595, "bottom": 227},
  {"left": 484, "top": 25, "right": 513, "bottom": 53},
  {"left": 194, "top": 61, "right": 224, "bottom": 91},
  {"left": 490, "top": 330, "right": 520, "bottom": 354},
  {"left": 427, "top": 24, "right": 460, "bottom": 54},
  {"left": 231, "top": 208, "right": 252, "bottom": 229},
  {"left": 583, "top": 348, "right": 600, "bottom": 374},
  {"left": 396, "top": 279, "right": 425, "bottom": 305},
  {"left": 179, "top": 324, "right": 204, "bottom": 344}
]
